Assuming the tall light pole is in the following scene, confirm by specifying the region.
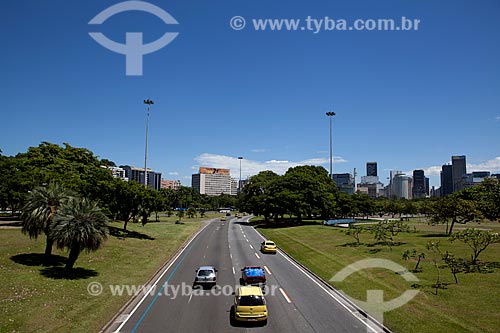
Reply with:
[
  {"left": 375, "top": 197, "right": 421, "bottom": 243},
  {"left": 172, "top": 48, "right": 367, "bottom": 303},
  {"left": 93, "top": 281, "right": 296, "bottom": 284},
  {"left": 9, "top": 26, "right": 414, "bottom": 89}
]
[
  {"left": 143, "top": 99, "right": 154, "bottom": 188},
  {"left": 238, "top": 156, "right": 243, "bottom": 192},
  {"left": 326, "top": 111, "right": 336, "bottom": 179}
]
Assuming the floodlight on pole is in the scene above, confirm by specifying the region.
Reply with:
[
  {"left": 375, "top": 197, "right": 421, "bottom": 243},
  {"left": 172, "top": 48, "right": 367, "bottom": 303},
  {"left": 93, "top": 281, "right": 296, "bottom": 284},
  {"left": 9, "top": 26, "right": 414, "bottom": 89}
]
[
  {"left": 143, "top": 99, "right": 154, "bottom": 188},
  {"left": 326, "top": 111, "right": 336, "bottom": 179},
  {"left": 238, "top": 157, "right": 243, "bottom": 192}
]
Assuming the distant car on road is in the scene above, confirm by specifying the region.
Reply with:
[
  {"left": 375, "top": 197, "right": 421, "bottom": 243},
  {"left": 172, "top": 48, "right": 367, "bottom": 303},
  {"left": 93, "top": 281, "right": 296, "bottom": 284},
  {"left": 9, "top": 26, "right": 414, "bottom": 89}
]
[
  {"left": 231, "top": 286, "right": 268, "bottom": 325},
  {"left": 260, "top": 240, "right": 277, "bottom": 254},
  {"left": 220, "top": 216, "right": 227, "bottom": 221},
  {"left": 193, "top": 265, "right": 217, "bottom": 288}
]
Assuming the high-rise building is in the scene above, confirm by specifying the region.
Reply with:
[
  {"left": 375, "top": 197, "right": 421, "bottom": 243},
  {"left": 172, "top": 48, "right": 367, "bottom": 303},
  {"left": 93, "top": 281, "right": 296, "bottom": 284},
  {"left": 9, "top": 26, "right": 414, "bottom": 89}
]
[
  {"left": 367, "top": 162, "right": 378, "bottom": 177},
  {"left": 192, "top": 167, "right": 232, "bottom": 196},
  {"left": 387, "top": 170, "right": 402, "bottom": 199},
  {"left": 393, "top": 173, "right": 411, "bottom": 199},
  {"left": 440, "top": 164, "right": 453, "bottom": 196},
  {"left": 332, "top": 173, "right": 355, "bottom": 195},
  {"left": 122, "top": 165, "right": 162, "bottom": 190},
  {"left": 412, "top": 170, "right": 426, "bottom": 199},
  {"left": 452, "top": 155, "right": 466, "bottom": 192}
]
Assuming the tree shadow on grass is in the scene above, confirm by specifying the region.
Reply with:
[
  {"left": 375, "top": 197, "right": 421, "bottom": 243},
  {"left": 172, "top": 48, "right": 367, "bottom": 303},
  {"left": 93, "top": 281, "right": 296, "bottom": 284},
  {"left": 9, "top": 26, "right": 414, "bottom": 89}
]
[
  {"left": 339, "top": 242, "right": 363, "bottom": 247},
  {"left": 40, "top": 266, "right": 99, "bottom": 280},
  {"left": 108, "top": 226, "right": 155, "bottom": 240},
  {"left": 10, "top": 253, "right": 66, "bottom": 267},
  {"left": 417, "top": 233, "right": 449, "bottom": 238}
]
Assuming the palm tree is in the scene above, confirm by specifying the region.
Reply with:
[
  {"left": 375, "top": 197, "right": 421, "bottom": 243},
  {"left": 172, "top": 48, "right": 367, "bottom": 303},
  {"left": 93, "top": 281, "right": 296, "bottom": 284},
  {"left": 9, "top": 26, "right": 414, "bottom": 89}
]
[
  {"left": 21, "top": 182, "right": 73, "bottom": 260},
  {"left": 50, "top": 197, "right": 109, "bottom": 272}
]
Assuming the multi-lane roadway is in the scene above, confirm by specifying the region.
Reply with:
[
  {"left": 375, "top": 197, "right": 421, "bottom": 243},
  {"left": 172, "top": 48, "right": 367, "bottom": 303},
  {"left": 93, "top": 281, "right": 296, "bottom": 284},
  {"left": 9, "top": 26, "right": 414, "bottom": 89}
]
[{"left": 105, "top": 216, "right": 384, "bottom": 332}]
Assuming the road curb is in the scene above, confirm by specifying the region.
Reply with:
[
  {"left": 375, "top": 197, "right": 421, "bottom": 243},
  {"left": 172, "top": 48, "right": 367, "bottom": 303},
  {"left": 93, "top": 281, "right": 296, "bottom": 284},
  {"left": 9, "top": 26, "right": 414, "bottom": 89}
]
[
  {"left": 253, "top": 226, "right": 393, "bottom": 333},
  {"left": 99, "top": 219, "right": 213, "bottom": 333}
]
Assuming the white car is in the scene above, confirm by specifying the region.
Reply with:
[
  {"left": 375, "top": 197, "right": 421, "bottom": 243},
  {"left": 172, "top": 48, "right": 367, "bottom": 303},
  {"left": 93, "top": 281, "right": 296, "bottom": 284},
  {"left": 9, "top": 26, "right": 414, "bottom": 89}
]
[{"left": 194, "top": 265, "right": 217, "bottom": 288}]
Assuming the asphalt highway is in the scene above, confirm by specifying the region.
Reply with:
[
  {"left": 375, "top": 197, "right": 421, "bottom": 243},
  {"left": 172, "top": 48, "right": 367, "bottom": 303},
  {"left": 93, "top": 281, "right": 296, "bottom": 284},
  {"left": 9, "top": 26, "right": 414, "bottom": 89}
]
[{"left": 109, "top": 217, "right": 381, "bottom": 333}]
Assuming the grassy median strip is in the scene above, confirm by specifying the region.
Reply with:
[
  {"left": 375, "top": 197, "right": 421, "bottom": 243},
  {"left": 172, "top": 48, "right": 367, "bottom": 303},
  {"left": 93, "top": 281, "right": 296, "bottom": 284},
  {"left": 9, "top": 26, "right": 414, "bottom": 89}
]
[
  {"left": 0, "top": 216, "right": 209, "bottom": 333},
  {"left": 257, "top": 220, "right": 500, "bottom": 333}
]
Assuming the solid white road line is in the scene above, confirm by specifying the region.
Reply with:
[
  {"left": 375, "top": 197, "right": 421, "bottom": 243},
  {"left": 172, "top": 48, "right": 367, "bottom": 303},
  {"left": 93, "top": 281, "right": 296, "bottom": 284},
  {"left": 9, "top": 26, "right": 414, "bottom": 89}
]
[{"left": 279, "top": 288, "right": 292, "bottom": 303}]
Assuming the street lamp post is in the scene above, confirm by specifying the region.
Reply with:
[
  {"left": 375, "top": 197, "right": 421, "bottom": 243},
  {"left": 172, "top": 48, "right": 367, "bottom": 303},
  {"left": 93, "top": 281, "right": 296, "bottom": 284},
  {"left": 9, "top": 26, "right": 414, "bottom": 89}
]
[
  {"left": 326, "top": 111, "right": 336, "bottom": 179},
  {"left": 238, "top": 157, "right": 243, "bottom": 192},
  {"left": 143, "top": 99, "right": 154, "bottom": 188}
]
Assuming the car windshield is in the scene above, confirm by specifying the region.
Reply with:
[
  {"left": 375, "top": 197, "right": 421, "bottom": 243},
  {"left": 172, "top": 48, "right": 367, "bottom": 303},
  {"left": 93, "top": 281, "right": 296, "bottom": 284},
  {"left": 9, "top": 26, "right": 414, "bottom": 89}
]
[
  {"left": 238, "top": 295, "right": 265, "bottom": 306},
  {"left": 265, "top": 242, "right": 275, "bottom": 246},
  {"left": 198, "top": 270, "right": 213, "bottom": 276}
]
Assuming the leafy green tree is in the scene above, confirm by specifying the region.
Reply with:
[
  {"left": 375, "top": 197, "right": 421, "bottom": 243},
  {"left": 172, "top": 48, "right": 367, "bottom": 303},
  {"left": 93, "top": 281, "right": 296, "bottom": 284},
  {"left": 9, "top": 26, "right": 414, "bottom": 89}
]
[
  {"left": 20, "top": 183, "right": 74, "bottom": 260},
  {"left": 241, "top": 170, "right": 280, "bottom": 221},
  {"left": 336, "top": 192, "right": 355, "bottom": 218},
  {"left": 0, "top": 154, "right": 31, "bottom": 212},
  {"left": 472, "top": 178, "right": 500, "bottom": 221},
  {"left": 352, "top": 194, "right": 375, "bottom": 219},
  {"left": 426, "top": 240, "right": 444, "bottom": 294},
  {"left": 371, "top": 220, "right": 408, "bottom": 250},
  {"left": 442, "top": 251, "right": 462, "bottom": 284},
  {"left": 402, "top": 249, "right": 425, "bottom": 272},
  {"left": 430, "top": 195, "right": 480, "bottom": 236},
  {"left": 281, "top": 165, "right": 338, "bottom": 221},
  {"left": 151, "top": 190, "right": 166, "bottom": 222},
  {"left": 449, "top": 228, "right": 500, "bottom": 264},
  {"left": 176, "top": 209, "right": 185, "bottom": 220},
  {"left": 50, "top": 197, "right": 109, "bottom": 272},
  {"left": 24, "top": 142, "right": 114, "bottom": 200},
  {"left": 186, "top": 207, "right": 197, "bottom": 218},
  {"left": 345, "top": 225, "right": 364, "bottom": 245}
]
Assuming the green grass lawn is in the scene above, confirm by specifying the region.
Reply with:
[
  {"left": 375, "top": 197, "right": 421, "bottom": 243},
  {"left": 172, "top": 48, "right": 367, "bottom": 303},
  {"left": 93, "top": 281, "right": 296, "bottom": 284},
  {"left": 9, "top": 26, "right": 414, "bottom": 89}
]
[
  {"left": 257, "top": 219, "right": 500, "bottom": 333},
  {"left": 0, "top": 214, "right": 212, "bottom": 333}
]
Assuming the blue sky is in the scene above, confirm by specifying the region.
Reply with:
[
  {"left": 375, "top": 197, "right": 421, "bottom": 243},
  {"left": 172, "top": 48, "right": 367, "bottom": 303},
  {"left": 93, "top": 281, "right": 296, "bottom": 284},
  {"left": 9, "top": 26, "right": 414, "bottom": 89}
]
[{"left": 1, "top": 0, "right": 499, "bottom": 188}]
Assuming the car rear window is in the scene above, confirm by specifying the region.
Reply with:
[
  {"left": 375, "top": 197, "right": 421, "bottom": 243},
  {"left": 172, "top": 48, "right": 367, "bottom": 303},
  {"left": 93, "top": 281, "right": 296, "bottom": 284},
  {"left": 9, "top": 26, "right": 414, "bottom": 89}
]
[
  {"left": 198, "top": 270, "right": 213, "bottom": 276},
  {"left": 238, "top": 295, "right": 265, "bottom": 306}
]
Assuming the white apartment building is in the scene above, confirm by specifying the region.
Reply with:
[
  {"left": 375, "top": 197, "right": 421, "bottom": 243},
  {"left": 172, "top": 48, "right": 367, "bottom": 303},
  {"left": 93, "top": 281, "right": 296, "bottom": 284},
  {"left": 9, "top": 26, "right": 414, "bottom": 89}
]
[{"left": 192, "top": 167, "right": 232, "bottom": 196}]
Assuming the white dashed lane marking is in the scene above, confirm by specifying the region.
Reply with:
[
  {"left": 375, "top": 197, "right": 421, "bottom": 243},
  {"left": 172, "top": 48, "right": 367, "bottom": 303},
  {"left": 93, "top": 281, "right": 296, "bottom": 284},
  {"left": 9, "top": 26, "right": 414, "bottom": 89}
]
[{"left": 279, "top": 288, "right": 292, "bottom": 303}]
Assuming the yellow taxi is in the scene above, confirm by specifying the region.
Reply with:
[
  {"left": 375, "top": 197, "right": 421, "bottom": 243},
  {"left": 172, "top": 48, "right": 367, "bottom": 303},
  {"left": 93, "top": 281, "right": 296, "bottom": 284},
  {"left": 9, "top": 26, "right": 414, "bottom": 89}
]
[
  {"left": 260, "top": 240, "right": 277, "bottom": 254},
  {"left": 232, "top": 286, "right": 268, "bottom": 325},
  {"left": 220, "top": 216, "right": 227, "bottom": 221}
]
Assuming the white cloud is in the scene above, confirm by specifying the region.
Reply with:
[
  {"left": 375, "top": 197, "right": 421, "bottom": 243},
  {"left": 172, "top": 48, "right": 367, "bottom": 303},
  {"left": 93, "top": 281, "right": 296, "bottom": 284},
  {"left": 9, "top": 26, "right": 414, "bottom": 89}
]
[
  {"left": 168, "top": 171, "right": 179, "bottom": 176},
  {"left": 468, "top": 157, "right": 500, "bottom": 173},
  {"left": 496, "top": 116, "right": 500, "bottom": 121},
  {"left": 193, "top": 153, "right": 346, "bottom": 179},
  {"left": 250, "top": 148, "right": 267, "bottom": 153}
]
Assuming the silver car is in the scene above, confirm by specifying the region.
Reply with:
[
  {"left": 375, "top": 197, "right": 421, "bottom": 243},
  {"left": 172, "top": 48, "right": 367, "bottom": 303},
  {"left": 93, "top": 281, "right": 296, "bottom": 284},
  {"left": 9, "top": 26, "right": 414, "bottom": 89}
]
[{"left": 194, "top": 266, "right": 218, "bottom": 288}]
